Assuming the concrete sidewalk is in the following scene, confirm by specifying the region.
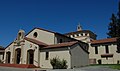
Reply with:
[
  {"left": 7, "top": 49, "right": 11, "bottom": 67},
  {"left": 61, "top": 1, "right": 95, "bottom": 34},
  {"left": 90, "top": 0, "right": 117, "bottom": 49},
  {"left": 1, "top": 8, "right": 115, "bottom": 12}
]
[{"left": 0, "top": 66, "right": 120, "bottom": 71}]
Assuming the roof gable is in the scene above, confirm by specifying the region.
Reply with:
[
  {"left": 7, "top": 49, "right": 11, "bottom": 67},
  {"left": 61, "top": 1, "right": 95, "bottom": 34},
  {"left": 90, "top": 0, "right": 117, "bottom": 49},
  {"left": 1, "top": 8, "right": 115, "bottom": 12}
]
[
  {"left": 25, "top": 27, "right": 56, "bottom": 37},
  {"left": 25, "top": 27, "right": 88, "bottom": 45},
  {"left": 24, "top": 37, "right": 48, "bottom": 46}
]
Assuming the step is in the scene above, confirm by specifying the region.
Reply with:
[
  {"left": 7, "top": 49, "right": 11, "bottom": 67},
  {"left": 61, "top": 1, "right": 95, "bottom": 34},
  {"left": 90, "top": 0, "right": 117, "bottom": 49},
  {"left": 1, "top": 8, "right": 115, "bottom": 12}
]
[{"left": 0, "top": 64, "right": 39, "bottom": 68}]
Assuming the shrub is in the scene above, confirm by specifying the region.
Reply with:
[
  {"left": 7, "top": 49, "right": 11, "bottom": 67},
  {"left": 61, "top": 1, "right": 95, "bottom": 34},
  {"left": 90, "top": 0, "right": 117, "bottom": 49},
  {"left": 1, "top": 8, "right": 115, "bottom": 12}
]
[
  {"left": 50, "top": 57, "right": 68, "bottom": 69},
  {"left": 60, "top": 59, "right": 68, "bottom": 69}
]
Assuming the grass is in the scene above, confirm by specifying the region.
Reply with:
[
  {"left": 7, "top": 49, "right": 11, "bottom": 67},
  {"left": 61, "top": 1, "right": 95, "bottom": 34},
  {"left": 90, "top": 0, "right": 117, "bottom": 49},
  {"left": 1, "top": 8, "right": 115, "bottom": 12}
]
[
  {"left": 110, "top": 64, "right": 120, "bottom": 70},
  {"left": 90, "top": 64, "right": 120, "bottom": 70}
]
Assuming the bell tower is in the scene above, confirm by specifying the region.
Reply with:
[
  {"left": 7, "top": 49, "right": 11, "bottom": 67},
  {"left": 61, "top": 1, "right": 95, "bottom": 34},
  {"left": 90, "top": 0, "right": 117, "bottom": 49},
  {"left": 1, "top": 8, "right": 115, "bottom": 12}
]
[
  {"left": 14, "top": 29, "right": 25, "bottom": 46},
  {"left": 17, "top": 29, "right": 25, "bottom": 41},
  {"left": 77, "top": 23, "right": 82, "bottom": 31}
]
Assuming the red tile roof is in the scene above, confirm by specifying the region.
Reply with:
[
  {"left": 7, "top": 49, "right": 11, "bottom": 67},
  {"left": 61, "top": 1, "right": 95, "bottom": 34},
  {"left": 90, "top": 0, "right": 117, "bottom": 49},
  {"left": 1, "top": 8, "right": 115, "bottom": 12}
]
[
  {"left": 44, "top": 41, "right": 78, "bottom": 49},
  {"left": 91, "top": 38, "right": 117, "bottom": 45},
  {"left": 24, "top": 37, "right": 48, "bottom": 46},
  {"left": 43, "top": 41, "right": 89, "bottom": 54}
]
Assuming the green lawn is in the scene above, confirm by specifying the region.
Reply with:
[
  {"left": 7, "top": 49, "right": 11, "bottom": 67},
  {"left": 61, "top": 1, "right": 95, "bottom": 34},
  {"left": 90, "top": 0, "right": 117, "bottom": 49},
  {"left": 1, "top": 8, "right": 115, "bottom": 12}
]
[
  {"left": 90, "top": 64, "right": 120, "bottom": 70},
  {"left": 110, "top": 64, "right": 120, "bottom": 70}
]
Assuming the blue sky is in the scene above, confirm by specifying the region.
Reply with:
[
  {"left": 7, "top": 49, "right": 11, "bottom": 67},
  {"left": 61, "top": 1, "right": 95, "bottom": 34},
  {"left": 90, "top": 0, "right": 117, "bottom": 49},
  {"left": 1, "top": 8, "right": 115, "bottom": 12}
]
[{"left": 0, "top": 0, "right": 119, "bottom": 47}]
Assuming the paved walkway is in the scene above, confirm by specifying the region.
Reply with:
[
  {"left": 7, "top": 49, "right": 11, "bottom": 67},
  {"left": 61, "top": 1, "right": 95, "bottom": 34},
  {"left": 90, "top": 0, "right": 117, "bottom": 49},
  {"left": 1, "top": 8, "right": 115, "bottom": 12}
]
[
  {"left": 47, "top": 66, "right": 120, "bottom": 71},
  {"left": 0, "top": 66, "right": 120, "bottom": 71},
  {"left": 80, "top": 66, "right": 120, "bottom": 71}
]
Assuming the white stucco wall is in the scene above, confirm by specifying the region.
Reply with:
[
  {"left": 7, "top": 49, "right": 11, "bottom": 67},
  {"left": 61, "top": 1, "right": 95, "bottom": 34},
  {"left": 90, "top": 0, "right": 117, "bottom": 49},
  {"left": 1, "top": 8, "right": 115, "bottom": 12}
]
[
  {"left": 40, "top": 48, "right": 71, "bottom": 69},
  {"left": 71, "top": 44, "right": 89, "bottom": 68},
  {"left": 26, "top": 28, "right": 55, "bottom": 45},
  {"left": 89, "top": 43, "right": 120, "bottom": 64}
]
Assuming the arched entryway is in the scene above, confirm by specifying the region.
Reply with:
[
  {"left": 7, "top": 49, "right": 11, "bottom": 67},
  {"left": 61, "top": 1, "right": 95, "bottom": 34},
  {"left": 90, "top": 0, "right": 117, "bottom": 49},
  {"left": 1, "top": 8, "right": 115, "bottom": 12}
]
[
  {"left": 27, "top": 49, "right": 34, "bottom": 64},
  {"left": 6, "top": 52, "right": 11, "bottom": 63},
  {"left": 15, "top": 48, "right": 21, "bottom": 64}
]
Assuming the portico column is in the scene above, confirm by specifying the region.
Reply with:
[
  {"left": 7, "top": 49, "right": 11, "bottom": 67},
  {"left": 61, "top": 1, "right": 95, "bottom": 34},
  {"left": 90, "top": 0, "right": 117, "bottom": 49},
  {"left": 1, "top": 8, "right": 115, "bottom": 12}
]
[{"left": 20, "top": 41, "right": 25, "bottom": 64}]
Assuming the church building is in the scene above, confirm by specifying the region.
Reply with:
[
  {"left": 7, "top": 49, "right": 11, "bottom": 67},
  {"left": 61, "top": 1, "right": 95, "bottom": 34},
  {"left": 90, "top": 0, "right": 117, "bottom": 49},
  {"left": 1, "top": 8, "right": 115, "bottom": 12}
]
[
  {"left": 4, "top": 27, "right": 89, "bottom": 68},
  {"left": 4, "top": 24, "right": 119, "bottom": 68},
  {"left": 65, "top": 24, "right": 120, "bottom": 64}
]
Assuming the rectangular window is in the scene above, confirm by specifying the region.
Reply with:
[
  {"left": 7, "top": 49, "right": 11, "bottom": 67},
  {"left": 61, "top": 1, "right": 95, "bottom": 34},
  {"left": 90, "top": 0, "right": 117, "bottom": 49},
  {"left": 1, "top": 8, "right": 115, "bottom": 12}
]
[
  {"left": 95, "top": 46, "right": 98, "bottom": 54},
  {"left": 45, "top": 52, "right": 49, "bottom": 60},
  {"left": 2, "top": 54, "right": 4, "bottom": 60},
  {"left": 105, "top": 45, "right": 109, "bottom": 53},
  {"left": 60, "top": 39, "right": 63, "bottom": 43}
]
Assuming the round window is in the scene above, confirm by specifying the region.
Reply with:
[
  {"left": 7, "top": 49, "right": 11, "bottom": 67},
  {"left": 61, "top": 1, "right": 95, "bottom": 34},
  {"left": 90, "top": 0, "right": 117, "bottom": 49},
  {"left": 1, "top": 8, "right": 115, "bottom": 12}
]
[{"left": 33, "top": 32, "right": 38, "bottom": 38}]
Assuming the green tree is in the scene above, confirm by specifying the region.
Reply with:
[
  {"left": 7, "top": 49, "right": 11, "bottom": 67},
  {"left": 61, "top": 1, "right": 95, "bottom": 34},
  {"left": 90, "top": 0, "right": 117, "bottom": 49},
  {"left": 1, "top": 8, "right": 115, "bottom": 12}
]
[
  {"left": 117, "top": 1, "right": 120, "bottom": 37},
  {"left": 116, "top": 1, "right": 120, "bottom": 53},
  {"left": 107, "top": 1, "right": 120, "bottom": 38},
  {"left": 107, "top": 13, "right": 117, "bottom": 38},
  {"left": 107, "top": 1, "right": 120, "bottom": 53}
]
